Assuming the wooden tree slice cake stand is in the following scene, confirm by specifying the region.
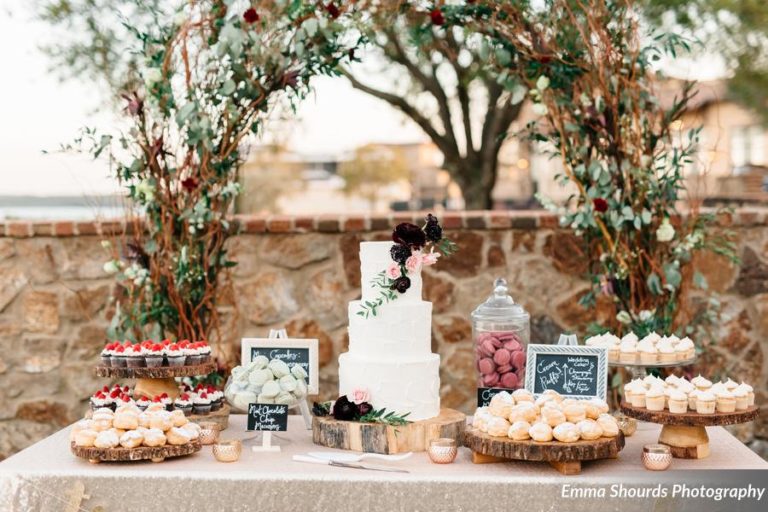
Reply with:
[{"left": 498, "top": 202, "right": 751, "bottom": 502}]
[
  {"left": 71, "top": 439, "right": 202, "bottom": 464},
  {"left": 94, "top": 362, "right": 216, "bottom": 400},
  {"left": 463, "top": 427, "right": 625, "bottom": 475},
  {"left": 313, "top": 408, "right": 466, "bottom": 454},
  {"left": 620, "top": 402, "right": 759, "bottom": 459}
]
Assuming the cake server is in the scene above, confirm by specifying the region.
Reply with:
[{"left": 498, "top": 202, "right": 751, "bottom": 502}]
[
  {"left": 292, "top": 455, "right": 410, "bottom": 473},
  {"left": 307, "top": 451, "right": 413, "bottom": 463}
]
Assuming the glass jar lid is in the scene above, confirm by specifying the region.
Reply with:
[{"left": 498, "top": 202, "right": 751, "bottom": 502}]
[{"left": 471, "top": 277, "right": 529, "bottom": 322}]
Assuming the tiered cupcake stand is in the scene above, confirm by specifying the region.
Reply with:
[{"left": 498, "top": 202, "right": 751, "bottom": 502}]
[
  {"left": 95, "top": 363, "right": 230, "bottom": 429},
  {"left": 620, "top": 403, "right": 759, "bottom": 459},
  {"left": 464, "top": 428, "right": 625, "bottom": 475},
  {"left": 72, "top": 361, "right": 217, "bottom": 463},
  {"left": 609, "top": 357, "right": 696, "bottom": 380}
]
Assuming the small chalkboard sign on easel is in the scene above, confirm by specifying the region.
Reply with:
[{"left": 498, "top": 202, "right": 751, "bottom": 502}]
[
  {"left": 477, "top": 387, "right": 508, "bottom": 407},
  {"left": 248, "top": 403, "right": 288, "bottom": 452},
  {"left": 524, "top": 343, "right": 608, "bottom": 401}
]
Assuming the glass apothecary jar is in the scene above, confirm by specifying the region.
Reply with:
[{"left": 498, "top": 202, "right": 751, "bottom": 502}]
[{"left": 471, "top": 278, "right": 530, "bottom": 390}]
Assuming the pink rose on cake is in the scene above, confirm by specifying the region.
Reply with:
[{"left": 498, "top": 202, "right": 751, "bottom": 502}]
[
  {"left": 405, "top": 252, "right": 422, "bottom": 272},
  {"left": 347, "top": 387, "right": 370, "bottom": 405},
  {"left": 386, "top": 262, "right": 401, "bottom": 279},
  {"left": 422, "top": 251, "right": 440, "bottom": 266}
]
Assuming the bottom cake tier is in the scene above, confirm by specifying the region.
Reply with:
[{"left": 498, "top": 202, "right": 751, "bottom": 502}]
[{"left": 338, "top": 352, "right": 440, "bottom": 421}]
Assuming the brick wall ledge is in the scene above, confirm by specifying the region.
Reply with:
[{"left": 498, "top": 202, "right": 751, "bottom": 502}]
[{"left": 2, "top": 208, "right": 767, "bottom": 238}]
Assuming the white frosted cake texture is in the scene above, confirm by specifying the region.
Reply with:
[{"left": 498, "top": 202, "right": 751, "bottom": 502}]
[{"left": 338, "top": 241, "right": 441, "bottom": 421}]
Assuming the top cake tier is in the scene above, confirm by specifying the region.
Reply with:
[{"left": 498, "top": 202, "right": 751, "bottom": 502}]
[{"left": 360, "top": 241, "right": 423, "bottom": 303}]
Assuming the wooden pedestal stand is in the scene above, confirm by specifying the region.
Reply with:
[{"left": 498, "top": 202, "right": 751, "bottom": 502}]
[
  {"left": 95, "top": 362, "right": 216, "bottom": 401},
  {"left": 312, "top": 408, "right": 466, "bottom": 454},
  {"left": 71, "top": 440, "right": 201, "bottom": 464},
  {"left": 620, "top": 403, "right": 758, "bottom": 459},
  {"left": 464, "top": 427, "right": 625, "bottom": 475}
]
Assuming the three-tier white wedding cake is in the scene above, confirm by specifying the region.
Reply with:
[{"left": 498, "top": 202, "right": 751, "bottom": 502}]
[{"left": 338, "top": 241, "right": 441, "bottom": 421}]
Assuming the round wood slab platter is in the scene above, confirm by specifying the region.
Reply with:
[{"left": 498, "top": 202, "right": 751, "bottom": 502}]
[
  {"left": 312, "top": 408, "right": 466, "bottom": 454},
  {"left": 620, "top": 403, "right": 758, "bottom": 426},
  {"left": 464, "top": 427, "right": 625, "bottom": 463},
  {"left": 94, "top": 362, "right": 216, "bottom": 379},
  {"left": 609, "top": 357, "right": 696, "bottom": 368},
  {"left": 71, "top": 439, "right": 201, "bottom": 463},
  {"left": 189, "top": 404, "right": 230, "bottom": 430}
]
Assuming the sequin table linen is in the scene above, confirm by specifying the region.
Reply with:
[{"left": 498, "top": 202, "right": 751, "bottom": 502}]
[{"left": 0, "top": 416, "right": 765, "bottom": 512}]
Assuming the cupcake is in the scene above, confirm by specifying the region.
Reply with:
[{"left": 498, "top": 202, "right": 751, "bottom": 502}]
[
  {"left": 126, "top": 343, "right": 146, "bottom": 368},
  {"left": 208, "top": 387, "right": 223, "bottom": 411},
  {"left": 192, "top": 392, "right": 212, "bottom": 415},
  {"left": 111, "top": 344, "right": 128, "bottom": 368},
  {"left": 135, "top": 396, "right": 151, "bottom": 411},
  {"left": 733, "top": 387, "right": 749, "bottom": 411},
  {"left": 664, "top": 375, "right": 679, "bottom": 387},
  {"left": 715, "top": 390, "right": 736, "bottom": 413},
  {"left": 645, "top": 387, "right": 665, "bottom": 411},
  {"left": 740, "top": 382, "right": 755, "bottom": 407},
  {"left": 619, "top": 342, "right": 638, "bottom": 364},
  {"left": 696, "top": 391, "right": 716, "bottom": 414},
  {"left": 629, "top": 385, "right": 647, "bottom": 408},
  {"left": 165, "top": 343, "right": 186, "bottom": 367},
  {"left": 90, "top": 391, "right": 110, "bottom": 411},
  {"left": 174, "top": 393, "right": 193, "bottom": 416},
  {"left": 621, "top": 332, "right": 639, "bottom": 344},
  {"left": 145, "top": 343, "right": 164, "bottom": 368},
  {"left": 678, "top": 337, "right": 695, "bottom": 359},
  {"left": 691, "top": 375, "right": 712, "bottom": 392},
  {"left": 100, "top": 342, "right": 115, "bottom": 367},
  {"left": 181, "top": 340, "right": 202, "bottom": 365},
  {"left": 638, "top": 344, "right": 658, "bottom": 364},
  {"left": 608, "top": 344, "right": 620, "bottom": 362},
  {"left": 668, "top": 389, "right": 688, "bottom": 414},
  {"left": 674, "top": 343, "right": 689, "bottom": 362},
  {"left": 723, "top": 378, "right": 739, "bottom": 393},
  {"left": 657, "top": 342, "right": 675, "bottom": 363},
  {"left": 687, "top": 389, "right": 700, "bottom": 410},
  {"left": 158, "top": 393, "right": 173, "bottom": 411},
  {"left": 196, "top": 342, "right": 212, "bottom": 363}
]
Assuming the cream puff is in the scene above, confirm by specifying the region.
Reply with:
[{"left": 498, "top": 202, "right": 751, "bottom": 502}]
[
  {"left": 529, "top": 422, "right": 553, "bottom": 442},
  {"left": 167, "top": 427, "right": 192, "bottom": 446},
  {"left": 511, "top": 389, "right": 534, "bottom": 403},
  {"left": 507, "top": 421, "right": 531, "bottom": 441},
  {"left": 74, "top": 429, "right": 98, "bottom": 447},
  {"left": 541, "top": 407, "right": 567, "bottom": 427},
  {"left": 94, "top": 430, "right": 119, "bottom": 449},
  {"left": 563, "top": 403, "right": 587, "bottom": 423},
  {"left": 486, "top": 416, "right": 511, "bottom": 437},
  {"left": 119, "top": 430, "right": 144, "bottom": 449},
  {"left": 508, "top": 402, "right": 538, "bottom": 424},
  {"left": 596, "top": 414, "right": 619, "bottom": 437},
  {"left": 553, "top": 422, "right": 580, "bottom": 443},
  {"left": 576, "top": 419, "right": 603, "bottom": 440},
  {"left": 489, "top": 391, "right": 516, "bottom": 419},
  {"left": 113, "top": 412, "right": 139, "bottom": 430},
  {"left": 142, "top": 428, "right": 167, "bottom": 447},
  {"left": 170, "top": 410, "right": 188, "bottom": 428}
]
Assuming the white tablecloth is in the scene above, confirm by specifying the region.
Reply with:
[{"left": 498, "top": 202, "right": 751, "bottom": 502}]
[{"left": 0, "top": 415, "right": 766, "bottom": 512}]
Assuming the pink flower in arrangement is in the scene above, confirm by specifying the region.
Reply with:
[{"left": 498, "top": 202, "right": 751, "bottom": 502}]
[
  {"left": 422, "top": 251, "right": 440, "bottom": 266},
  {"left": 405, "top": 252, "right": 422, "bottom": 273},
  {"left": 386, "top": 262, "right": 401, "bottom": 279},
  {"left": 347, "top": 387, "right": 370, "bottom": 405}
]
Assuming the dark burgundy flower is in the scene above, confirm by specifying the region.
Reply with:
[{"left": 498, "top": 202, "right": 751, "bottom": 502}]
[
  {"left": 280, "top": 70, "right": 300, "bottom": 89},
  {"left": 181, "top": 177, "right": 198, "bottom": 192},
  {"left": 390, "top": 243, "right": 411, "bottom": 264},
  {"left": 325, "top": 2, "right": 340, "bottom": 19},
  {"left": 243, "top": 8, "right": 259, "bottom": 24},
  {"left": 358, "top": 402, "right": 373, "bottom": 416},
  {"left": 593, "top": 198, "right": 608, "bottom": 213},
  {"left": 390, "top": 276, "right": 411, "bottom": 294},
  {"left": 392, "top": 222, "right": 426, "bottom": 248},
  {"left": 424, "top": 214, "right": 442, "bottom": 242},
  {"left": 312, "top": 401, "right": 330, "bottom": 417},
  {"left": 348, "top": 48, "right": 356, "bottom": 61},
  {"left": 429, "top": 8, "right": 445, "bottom": 25},
  {"left": 331, "top": 395, "right": 359, "bottom": 421}
]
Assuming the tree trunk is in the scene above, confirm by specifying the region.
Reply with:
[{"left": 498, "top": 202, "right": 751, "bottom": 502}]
[{"left": 447, "top": 156, "right": 498, "bottom": 210}]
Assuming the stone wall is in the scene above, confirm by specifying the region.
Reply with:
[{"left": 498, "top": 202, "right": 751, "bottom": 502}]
[{"left": 0, "top": 209, "right": 767, "bottom": 459}]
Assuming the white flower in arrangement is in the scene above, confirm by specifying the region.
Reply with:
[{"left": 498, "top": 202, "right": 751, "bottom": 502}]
[
  {"left": 136, "top": 179, "right": 155, "bottom": 202},
  {"left": 102, "top": 260, "right": 121, "bottom": 275},
  {"left": 656, "top": 219, "right": 675, "bottom": 242},
  {"left": 532, "top": 103, "right": 548, "bottom": 116},
  {"left": 536, "top": 75, "right": 550, "bottom": 91},
  {"left": 638, "top": 310, "right": 654, "bottom": 322},
  {"left": 143, "top": 67, "right": 163, "bottom": 86},
  {"left": 616, "top": 311, "right": 632, "bottom": 325},
  {"left": 173, "top": 10, "right": 187, "bottom": 26}
]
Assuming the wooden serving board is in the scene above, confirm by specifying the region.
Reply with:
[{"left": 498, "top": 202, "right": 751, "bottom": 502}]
[
  {"left": 71, "top": 439, "right": 201, "bottom": 463},
  {"left": 189, "top": 404, "right": 230, "bottom": 430},
  {"left": 620, "top": 403, "right": 759, "bottom": 459},
  {"left": 94, "top": 362, "right": 216, "bottom": 379},
  {"left": 463, "top": 427, "right": 625, "bottom": 475},
  {"left": 312, "top": 408, "right": 466, "bottom": 454}
]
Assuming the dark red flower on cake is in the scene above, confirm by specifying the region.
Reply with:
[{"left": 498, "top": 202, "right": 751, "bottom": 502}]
[
  {"left": 243, "top": 8, "right": 259, "bottom": 24},
  {"left": 392, "top": 222, "right": 426, "bottom": 249},
  {"left": 357, "top": 402, "right": 373, "bottom": 416},
  {"left": 429, "top": 8, "right": 445, "bottom": 25},
  {"left": 181, "top": 177, "right": 198, "bottom": 192},
  {"left": 390, "top": 275, "right": 411, "bottom": 294},
  {"left": 325, "top": 2, "right": 340, "bottom": 19},
  {"left": 331, "top": 395, "right": 359, "bottom": 421},
  {"left": 593, "top": 198, "right": 608, "bottom": 213},
  {"left": 424, "top": 213, "right": 442, "bottom": 242},
  {"left": 390, "top": 243, "right": 411, "bottom": 264}
]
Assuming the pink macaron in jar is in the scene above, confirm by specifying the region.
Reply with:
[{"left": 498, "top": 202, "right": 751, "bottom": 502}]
[{"left": 471, "top": 278, "right": 530, "bottom": 392}]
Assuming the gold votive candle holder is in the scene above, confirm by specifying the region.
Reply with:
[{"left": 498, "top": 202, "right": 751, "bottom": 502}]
[
  {"left": 213, "top": 439, "right": 242, "bottom": 463},
  {"left": 428, "top": 438, "right": 457, "bottom": 464},
  {"left": 198, "top": 422, "right": 221, "bottom": 446},
  {"left": 642, "top": 444, "right": 672, "bottom": 471},
  {"left": 615, "top": 413, "right": 637, "bottom": 437}
]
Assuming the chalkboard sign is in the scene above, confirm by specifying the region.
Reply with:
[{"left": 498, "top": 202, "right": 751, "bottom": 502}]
[
  {"left": 247, "top": 403, "right": 289, "bottom": 431},
  {"left": 477, "top": 387, "right": 509, "bottom": 407},
  {"left": 524, "top": 344, "right": 608, "bottom": 401},
  {"left": 241, "top": 338, "right": 319, "bottom": 394}
]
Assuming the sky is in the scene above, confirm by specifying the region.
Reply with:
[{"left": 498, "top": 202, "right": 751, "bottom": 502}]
[{"left": 0, "top": 1, "right": 725, "bottom": 198}]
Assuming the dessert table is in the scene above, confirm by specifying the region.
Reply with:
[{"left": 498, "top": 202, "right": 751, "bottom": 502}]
[{"left": 1, "top": 416, "right": 766, "bottom": 512}]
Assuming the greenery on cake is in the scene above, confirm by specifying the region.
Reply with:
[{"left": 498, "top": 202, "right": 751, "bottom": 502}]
[
  {"left": 312, "top": 388, "right": 411, "bottom": 426},
  {"left": 358, "top": 214, "right": 457, "bottom": 318}
]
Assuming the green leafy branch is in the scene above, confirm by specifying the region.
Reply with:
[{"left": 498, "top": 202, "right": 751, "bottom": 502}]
[
  {"left": 357, "top": 271, "right": 397, "bottom": 318},
  {"left": 358, "top": 408, "right": 411, "bottom": 426}
]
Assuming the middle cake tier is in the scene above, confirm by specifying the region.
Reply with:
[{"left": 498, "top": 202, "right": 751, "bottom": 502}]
[{"left": 348, "top": 300, "right": 433, "bottom": 358}]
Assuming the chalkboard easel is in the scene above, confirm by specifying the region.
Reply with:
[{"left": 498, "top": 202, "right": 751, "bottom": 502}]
[{"left": 524, "top": 344, "right": 608, "bottom": 401}]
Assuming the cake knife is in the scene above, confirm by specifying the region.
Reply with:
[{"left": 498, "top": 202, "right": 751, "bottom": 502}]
[{"left": 292, "top": 455, "right": 410, "bottom": 473}]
